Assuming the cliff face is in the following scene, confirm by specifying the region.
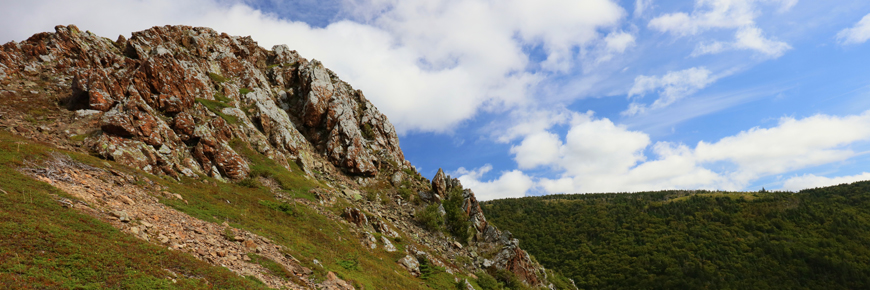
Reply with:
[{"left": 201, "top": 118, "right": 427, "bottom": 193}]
[
  {"left": 0, "top": 25, "right": 402, "bottom": 180},
  {"left": 0, "top": 25, "right": 566, "bottom": 289}
]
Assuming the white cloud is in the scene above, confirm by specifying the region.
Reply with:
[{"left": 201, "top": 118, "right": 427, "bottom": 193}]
[
  {"left": 489, "top": 107, "right": 580, "bottom": 143},
  {"left": 634, "top": 0, "right": 653, "bottom": 17},
  {"left": 0, "top": 0, "right": 628, "bottom": 134},
  {"left": 648, "top": 0, "right": 793, "bottom": 58},
  {"left": 504, "top": 110, "right": 870, "bottom": 195},
  {"left": 695, "top": 112, "right": 870, "bottom": 184},
  {"left": 782, "top": 172, "right": 870, "bottom": 191},
  {"left": 510, "top": 132, "right": 562, "bottom": 169},
  {"left": 837, "top": 13, "right": 870, "bottom": 45},
  {"left": 454, "top": 165, "right": 534, "bottom": 201},
  {"left": 624, "top": 67, "right": 716, "bottom": 115},
  {"left": 690, "top": 27, "right": 791, "bottom": 57},
  {"left": 604, "top": 31, "right": 636, "bottom": 53}
]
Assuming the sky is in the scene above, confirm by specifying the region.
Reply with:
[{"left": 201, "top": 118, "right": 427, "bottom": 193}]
[{"left": 2, "top": 0, "right": 870, "bottom": 200}]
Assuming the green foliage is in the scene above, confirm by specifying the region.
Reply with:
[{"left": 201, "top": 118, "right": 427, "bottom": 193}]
[
  {"left": 0, "top": 132, "right": 266, "bottom": 289},
  {"left": 222, "top": 227, "right": 236, "bottom": 241},
  {"left": 362, "top": 123, "right": 375, "bottom": 139},
  {"left": 483, "top": 187, "right": 870, "bottom": 290},
  {"left": 337, "top": 254, "right": 360, "bottom": 271},
  {"left": 208, "top": 72, "right": 228, "bottom": 83},
  {"left": 416, "top": 203, "right": 444, "bottom": 232},
  {"left": 196, "top": 98, "right": 239, "bottom": 124},
  {"left": 259, "top": 200, "right": 293, "bottom": 215},
  {"left": 238, "top": 177, "right": 260, "bottom": 188},
  {"left": 418, "top": 256, "right": 444, "bottom": 280},
  {"left": 239, "top": 88, "right": 252, "bottom": 95},
  {"left": 476, "top": 271, "right": 501, "bottom": 290},
  {"left": 443, "top": 187, "right": 472, "bottom": 243},
  {"left": 397, "top": 186, "right": 414, "bottom": 201},
  {"left": 213, "top": 92, "right": 233, "bottom": 104}
]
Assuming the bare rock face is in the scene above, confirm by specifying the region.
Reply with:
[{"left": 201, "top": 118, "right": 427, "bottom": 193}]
[
  {"left": 0, "top": 25, "right": 406, "bottom": 180},
  {"left": 1, "top": 24, "right": 559, "bottom": 289},
  {"left": 432, "top": 168, "right": 448, "bottom": 197}
]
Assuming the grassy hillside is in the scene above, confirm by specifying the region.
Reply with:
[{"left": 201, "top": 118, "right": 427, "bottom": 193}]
[
  {"left": 0, "top": 131, "right": 467, "bottom": 289},
  {"left": 0, "top": 133, "right": 267, "bottom": 289},
  {"left": 482, "top": 186, "right": 870, "bottom": 290}
]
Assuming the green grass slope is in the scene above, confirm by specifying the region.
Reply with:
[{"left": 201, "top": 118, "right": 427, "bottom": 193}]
[
  {"left": 0, "top": 133, "right": 267, "bottom": 289},
  {"left": 482, "top": 187, "right": 870, "bottom": 290},
  {"left": 0, "top": 131, "right": 468, "bottom": 289}
]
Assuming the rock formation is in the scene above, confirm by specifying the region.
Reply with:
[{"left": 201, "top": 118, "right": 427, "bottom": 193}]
[{"left": 0, "top": 25, "right": 567, "bottom": 289}]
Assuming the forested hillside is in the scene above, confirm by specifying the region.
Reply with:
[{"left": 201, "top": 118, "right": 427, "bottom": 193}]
[{"left": 481, "top": 182, "right": 870, "bottom": 290}]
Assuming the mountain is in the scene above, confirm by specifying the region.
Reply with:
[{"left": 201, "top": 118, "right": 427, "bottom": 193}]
[
  {"left": 481, "top": 184, "right": 870, "bottom": 290},
  {"left": 0, "top": 25, "right": 574, "bottom": 289}
]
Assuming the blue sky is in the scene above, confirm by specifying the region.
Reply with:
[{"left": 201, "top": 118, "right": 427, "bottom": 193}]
[{"left": 3, "top": 0, "right": 870, "bottom": 200}]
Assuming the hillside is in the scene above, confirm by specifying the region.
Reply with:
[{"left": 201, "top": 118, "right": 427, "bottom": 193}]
[
  {"left": 0, "top": 25, "right": 574, "bottom": 289},
  {"left": 481, "top": 184, "right": 870, "bottom": 289}
]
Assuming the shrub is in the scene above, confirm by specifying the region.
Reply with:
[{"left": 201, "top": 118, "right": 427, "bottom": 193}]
[
  {"left": 361, "top": 123, "right": 375, "bottom": 139},
  {"left": 416, "top": 203, "right": 444, "bottom": 232},
  {"left": 476, "top": 271, "right": 501, "bottom": 290},
  {"left": 443, "top": 187, "right": 472, "bottom": 243},
  {"left": 398, "top": 186, "right": 413, "bottom": 201},
  {"left": 238, "top": 178, "right": 260, "bottom": 188}
]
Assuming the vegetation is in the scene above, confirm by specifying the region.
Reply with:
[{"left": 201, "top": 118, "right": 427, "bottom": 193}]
[
  {"left": 0, "top": 132, "right": 266, "bottom": 289},
  {"left": 361, "top": 123, "right": 375, "bottom": 139},
  {"left": 482, "top": 186, "right": 870, "bottom": 290},
  {"left": 443, "top": 188, "right": 472, "bottom": 244},
  {"left": 416, "top": 203, "right": 444, "bottom": 232},
  {"left": 196, "top": 98, "right": 239, "bottom": 124},
  {"left": 208, "top": 72, "right": 227, "bottom": 83}
]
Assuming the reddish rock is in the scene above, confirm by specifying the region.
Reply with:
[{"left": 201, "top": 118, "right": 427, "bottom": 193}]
[{"left": 341, "top": 207, "right": 368, "bottom": 227}]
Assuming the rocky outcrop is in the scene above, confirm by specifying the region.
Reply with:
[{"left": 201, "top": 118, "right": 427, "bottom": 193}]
[
  {"left": 1, "top": 25, "right": 563, "bottom": 289},
  {"left": 422, "top": 168, "right": 549, "bottom": 287},
  {"left": 0, "top": 24, "right": 405, "bottom": 179}
]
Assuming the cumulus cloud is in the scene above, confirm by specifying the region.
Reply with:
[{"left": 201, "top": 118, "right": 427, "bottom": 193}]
[
  {"left": 782, "top": 172, "right": 870, "bottom": 191},
  {"left": 454, "top": 165, "right": 534, "bottom": 201},
  {"left": 624, "top": 67, "right": 716, "bottom": 115},
  {"left": 503, "top": 110, "right": 870, "bottom": 196},
  {"left": 837, "top": 13, "right": 870, "bottom": 45},
  {"left": 0, "top": 0, "right": 629, "bottom": 134},
  {"left": 649, "top": 0, "right": 793, "bottom": 58}
]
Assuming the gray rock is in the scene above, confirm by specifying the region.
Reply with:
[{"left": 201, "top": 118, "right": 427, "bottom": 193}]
[
  {"left": 390, "top": 171, "right": 403, "bottom": 186},
  {"left": 398, "top": 255, "right": 420, "bottom": 276},
  {"left": 381, "top": 236, "right": 397, "bottom": 252}
]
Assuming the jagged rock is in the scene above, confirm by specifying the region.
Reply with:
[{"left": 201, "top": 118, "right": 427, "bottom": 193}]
[
  {"left": 1, "top": 24, "right": 406, "bottom": 180},
  {"left": 372, "top": 219, "right": 399, "bottom": 238},
  {"left": 362, "top": 231, "right": 378, "bottom": 249},
  {"left": 398, "top": 255, "right": 420, "bottom": 277},
  {"left": 432, "top": 168, "right": 447, "bottom": 197},
  {"left": 342, "top": 207, "right": 368, "bottom": 227},
  {"left": 381, "top": 236, "right": 397, "bottom": 252},
  {"left": 2, "top": 24, "right": 561, "bottom": 289}
]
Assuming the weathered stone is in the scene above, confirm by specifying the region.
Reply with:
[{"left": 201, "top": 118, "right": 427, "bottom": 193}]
[
  {"left": 321, "top": 271, "right": 355, "bottom": 290},
  {"left": 398, "top": 255, "right": 420, "bottom": 276},
  {"left": 432, "top": 168, "right": 447, "bottom": 197},
  {"left": 381, "top": 236, "right": 397, "bottom": 252},
  {"left": 390, "top": 171, "right": 403, "bottom": 186},
  {"left": 341, "top": 207, "right": 368, "bottom": 227}
]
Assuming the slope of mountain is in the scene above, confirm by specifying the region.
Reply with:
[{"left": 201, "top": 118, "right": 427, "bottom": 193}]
[
  {"left": 0, "top": 25, "right": 574, "bottom": 289},
  {"left": 482, "top": 184, "right": 870, "bottom": 290}
]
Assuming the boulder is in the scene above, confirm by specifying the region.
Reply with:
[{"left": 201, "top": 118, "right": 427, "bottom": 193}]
[
  {"left": 398, "top": 255, "right": 420, "bottom": 277},
  {"left": 341, "top": 207, "right": 368, "bottom": 227}
]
